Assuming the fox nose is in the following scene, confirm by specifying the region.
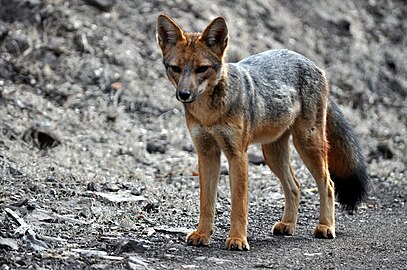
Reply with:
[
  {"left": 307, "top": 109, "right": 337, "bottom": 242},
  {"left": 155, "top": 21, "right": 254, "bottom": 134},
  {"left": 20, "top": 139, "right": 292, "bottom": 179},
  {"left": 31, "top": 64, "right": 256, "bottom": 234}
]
[{"left": 178, "top": 90, "right": 191, "bottom": 101}]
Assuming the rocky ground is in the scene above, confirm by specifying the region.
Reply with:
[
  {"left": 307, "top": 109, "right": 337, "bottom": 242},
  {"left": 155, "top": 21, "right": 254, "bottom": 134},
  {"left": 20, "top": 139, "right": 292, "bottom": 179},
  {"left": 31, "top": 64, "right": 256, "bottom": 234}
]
[{"left": 0, "top": 0, "right": 406, "bottom": 269}]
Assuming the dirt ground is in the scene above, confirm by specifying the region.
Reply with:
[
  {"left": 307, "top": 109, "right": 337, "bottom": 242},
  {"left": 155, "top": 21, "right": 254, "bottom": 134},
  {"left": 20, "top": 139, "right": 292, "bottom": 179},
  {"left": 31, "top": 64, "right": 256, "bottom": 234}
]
[{"left": 0, "top": 0, "right": 406, "bottom": 269}]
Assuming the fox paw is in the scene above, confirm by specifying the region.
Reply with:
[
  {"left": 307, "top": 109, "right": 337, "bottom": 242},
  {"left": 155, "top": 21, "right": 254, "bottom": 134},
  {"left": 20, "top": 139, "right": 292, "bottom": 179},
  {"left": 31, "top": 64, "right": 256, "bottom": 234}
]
[
  {"left": 226, "top": 236, "right": 250, "bottom": 251},
  {"left": 272, "top": 221, "right": 295, "bottom": 236},
  {"left": 314, "top": 224, "right": 336, "bottom": 239},
  {"left": 186, "top": 231, "right": 211, "bottom": 246}
]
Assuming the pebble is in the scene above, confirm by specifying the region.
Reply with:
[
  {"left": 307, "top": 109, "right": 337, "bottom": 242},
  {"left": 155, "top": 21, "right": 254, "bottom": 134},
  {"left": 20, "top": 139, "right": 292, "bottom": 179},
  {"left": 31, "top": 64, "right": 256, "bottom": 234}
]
[
  {"left": 4, "top": 36, "right": 29, "bottom": 55},
  {"left": 87, "top": 182, "right": 101, "bottom": 192},
  {"left": 103, "top": 182, "right": 120, "bottom": 192},
  {"left": 0, "top": 24, "right": 8, "bottom": 41},
  {"left": 71, "top": 248, "right": 107, "bottom": 257},
  {"left": 248, "top": 153, "right": 265, "bottom": 165},
  {"left": 376, "top": 142, "right": 394, "bottom": 159},
  {"left": 115, "top": 239, "right": 146, "bottom": 254},
  {"left": 146, "top": 140, "right": 167, "bottom": 154},
  {"left": 83, "top": 0, "right": 116, "bottom": 12},
  {"left": 0, "top": 237, "right": 18, "bottom": 250},
  {"left": 22, "top": 127, "right": 61, "bottom": 150},
  {"left": 131, "top": 186, "right": 143, "bottom": 196},
  {"left": 220, "top": 165, "right": 229, "bottom": 175}
]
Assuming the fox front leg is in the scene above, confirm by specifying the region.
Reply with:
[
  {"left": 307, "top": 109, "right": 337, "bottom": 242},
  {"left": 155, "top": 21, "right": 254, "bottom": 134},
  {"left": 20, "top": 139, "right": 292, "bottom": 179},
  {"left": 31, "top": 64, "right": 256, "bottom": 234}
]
[
  {"left": 186, "top": 127, "right": 221, "bottom": 246},
  {"left": 225, "top": 151, "right": 250, "bottom": 251}
]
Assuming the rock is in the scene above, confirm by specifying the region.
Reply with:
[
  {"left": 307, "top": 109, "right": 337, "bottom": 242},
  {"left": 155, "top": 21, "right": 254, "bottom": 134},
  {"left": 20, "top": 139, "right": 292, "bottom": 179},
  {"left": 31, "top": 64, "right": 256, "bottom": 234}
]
[
  {"left": 131, "top": 186, "right": 143, "bottom": 196},
  {"left": 376, "top": 142, "right": 394, "bottom": 160},
  {"left": 4, "top": 36, "right": 29, "bottom": 56},
  {"left": 7, "top": 166, "right": 24, "bottom": 180},
  {"left": 25, "top": 209, "right": 55, "bottom": 223},
  {"left": 106, "top": 108, "right": 118, "bottom": 122},
  {"left": 142, "top": 202, "right": 157, "bottom": 213},
  {"left": 90, "top": 264, "right": 110, "bottom": 270},
  {"left": 146, "top": 140, "right": 167, "bottom": 154},
  {"left": 207, "top": 257, "right": 232, "bottom": 264},
  {"left": 248, "top": 153, "right": 265, "bottom": 165},
  {"left": 23, "top": 235, "right": 48, "bottom": 251},
  {"left": 102, "top": 182, "right": 120, "bottom": 192},
  {"left": 269, "top": 192, "right": 284, "bottom": 201},
  {"left": 115, "top": 239, "right": 146, "bottom": 254},
  {"left": 22, "top": 127, "right": 61, "bottom": 150},
  {"left": 83, "top": 0, "right": 116, "bottom": 12},
  {"left": 8, "top": 198, "right": 28, "bottom": 207},
  {"left": 45, "top": 175, "right": 56, "bottom": 182},
  {"left": 304, "top": 252, "right": 323, "bottom": 256},
  {"left": 127, "top": 255, "right": 149, "bottom": 270},
  {"left": 0, "top": 24, "right": 8, "bottom": 42},
  {"left": 71, "top": 248, "right": 107, "bottom": 257},
  {"left": 32, "top": 48, "right": 60, "bottom": 70},
  {"left": 111, "top": 81, "right": 122, "bottom": 90},
  {"left": 182, "top": 144, "right": 195, "bottom": 152},
  {"left": 384, "top": 52, "right": 397, "bottom": 72},
  {"left": 0, "top": 58, "right": 12, "bottom": 80},
  {"left": 369, "top": 141, "right": 395, "bottom": 160},
  {"left": 182, "top": 265, "right": 199, "bottom": 269},
  {"left": 335, "top": 18, "right": 351, "bottom": 35},
  {"left": 87, "top": 191, "right": 146, "bottom": 203},
  {"left": 0, "top": 0, "right": 43, "bottom": 26},
  {"left": 87, "top": 182, "right": 101, "bottom": 192},
  {"left": 154, "top": 226, "right": 190, "bottom": 235},
  {"left": 220, "top": 165, "right": 229, "bottom": 175},
  {"left": 0, "top": 237, "right": 18, "bottom": 250}
]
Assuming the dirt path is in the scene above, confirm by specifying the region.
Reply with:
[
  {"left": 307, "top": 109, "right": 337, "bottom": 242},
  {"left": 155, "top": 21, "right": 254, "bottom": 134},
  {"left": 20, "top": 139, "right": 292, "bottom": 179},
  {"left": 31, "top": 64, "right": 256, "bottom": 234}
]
[{"left": 1, "top": 167, "right": 406, "bottom": 269}]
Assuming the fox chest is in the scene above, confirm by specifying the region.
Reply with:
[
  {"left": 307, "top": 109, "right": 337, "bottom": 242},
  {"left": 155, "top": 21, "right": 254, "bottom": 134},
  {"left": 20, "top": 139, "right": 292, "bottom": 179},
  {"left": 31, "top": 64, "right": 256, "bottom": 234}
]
[{"left": 188, "top": 123, "right": 245, "bottom": 156}]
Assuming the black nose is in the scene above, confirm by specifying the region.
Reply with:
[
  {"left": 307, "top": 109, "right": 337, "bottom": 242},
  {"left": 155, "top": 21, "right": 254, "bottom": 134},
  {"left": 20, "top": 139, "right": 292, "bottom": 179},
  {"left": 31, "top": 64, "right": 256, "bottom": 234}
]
[{"left": 178, "top": 90, "right": 191, "bottom": 101}]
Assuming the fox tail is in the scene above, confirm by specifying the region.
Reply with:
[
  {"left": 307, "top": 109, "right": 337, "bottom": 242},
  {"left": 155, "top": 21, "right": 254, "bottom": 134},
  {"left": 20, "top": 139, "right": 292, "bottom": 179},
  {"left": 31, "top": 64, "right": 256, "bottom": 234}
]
[{"left": 326, "top": 99, "right": 369, "bottom": 211}]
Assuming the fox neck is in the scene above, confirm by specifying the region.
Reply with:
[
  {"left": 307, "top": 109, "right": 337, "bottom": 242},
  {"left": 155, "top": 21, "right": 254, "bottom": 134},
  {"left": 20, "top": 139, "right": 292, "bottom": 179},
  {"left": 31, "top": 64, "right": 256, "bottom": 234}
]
[{"left": 184, "top": 65, "right": 229, "bottom": 127}]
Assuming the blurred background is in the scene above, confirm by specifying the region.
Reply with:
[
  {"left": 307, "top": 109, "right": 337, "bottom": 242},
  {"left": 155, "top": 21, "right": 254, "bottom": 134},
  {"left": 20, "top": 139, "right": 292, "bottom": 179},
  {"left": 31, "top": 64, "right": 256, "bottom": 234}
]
[{"left": 0, "top": 0, "right": 405, "bottom": 181}]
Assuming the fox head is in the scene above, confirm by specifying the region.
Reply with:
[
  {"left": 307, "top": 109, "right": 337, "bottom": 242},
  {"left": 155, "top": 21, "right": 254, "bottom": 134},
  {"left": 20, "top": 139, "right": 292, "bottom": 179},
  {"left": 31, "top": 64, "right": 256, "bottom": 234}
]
[{"left": 156, "top": 14, "right": 229, "bottom": 103}]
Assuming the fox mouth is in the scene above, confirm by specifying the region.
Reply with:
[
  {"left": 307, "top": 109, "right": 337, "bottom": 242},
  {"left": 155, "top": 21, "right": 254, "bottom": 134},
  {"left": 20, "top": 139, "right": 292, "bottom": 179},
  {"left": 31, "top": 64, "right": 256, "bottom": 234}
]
[
  {"left": 176, "top": 83, "right": 207, "bottom": 104},
  {"left": 183, "top": 89, "right": 205, "bottom": 103},
  {"left": 179, "top": 99, "right": 194, "bottom": 104},
  {"left": 176, "top": 95, "right": 195, "bottom": 103}
]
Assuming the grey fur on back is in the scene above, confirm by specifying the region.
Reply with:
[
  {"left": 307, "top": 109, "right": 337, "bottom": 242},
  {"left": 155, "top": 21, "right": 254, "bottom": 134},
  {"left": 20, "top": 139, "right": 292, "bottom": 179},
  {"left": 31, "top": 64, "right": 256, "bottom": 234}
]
[{"left": 226, "top": 49, "right": 326, "bottom": 124}]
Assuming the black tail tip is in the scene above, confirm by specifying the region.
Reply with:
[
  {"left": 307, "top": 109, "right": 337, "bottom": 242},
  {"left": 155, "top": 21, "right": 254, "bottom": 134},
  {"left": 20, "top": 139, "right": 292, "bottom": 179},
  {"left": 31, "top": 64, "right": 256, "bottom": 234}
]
[{"left": 331, "top": 166, "right": 369, "bottom": 213}]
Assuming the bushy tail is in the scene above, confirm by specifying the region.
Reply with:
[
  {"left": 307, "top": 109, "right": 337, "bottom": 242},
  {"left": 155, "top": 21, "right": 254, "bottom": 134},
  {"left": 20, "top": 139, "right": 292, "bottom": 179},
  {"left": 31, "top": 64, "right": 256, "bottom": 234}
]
[{"left": 326, "top": 99, "right": 369, "bottom": 211}]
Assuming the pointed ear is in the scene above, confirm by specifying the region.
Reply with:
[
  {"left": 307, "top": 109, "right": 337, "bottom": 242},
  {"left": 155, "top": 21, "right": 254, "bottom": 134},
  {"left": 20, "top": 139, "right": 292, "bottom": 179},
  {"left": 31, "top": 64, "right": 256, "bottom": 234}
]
[
  {"left": 200, "top": 17, "right": 229, "bottom": 57},
  {"left": 156, "top": 14, "right": 185, "bottom": 54}
]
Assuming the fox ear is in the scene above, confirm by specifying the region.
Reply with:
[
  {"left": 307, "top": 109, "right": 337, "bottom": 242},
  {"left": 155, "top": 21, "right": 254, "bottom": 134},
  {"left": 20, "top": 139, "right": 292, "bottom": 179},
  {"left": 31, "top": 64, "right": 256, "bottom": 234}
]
[
  {"left": 200, "top": 17, "right": 229, "bottom": 57},
  {"left": 156, "top": 14, "right": 185, "bottom": 54}
]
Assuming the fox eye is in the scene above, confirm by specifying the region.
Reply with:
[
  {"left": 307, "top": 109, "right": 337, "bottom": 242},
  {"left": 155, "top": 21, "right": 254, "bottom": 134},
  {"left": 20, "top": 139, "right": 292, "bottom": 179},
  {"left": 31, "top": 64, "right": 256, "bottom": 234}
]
[
  {"left": 195, "top": 66, "right": 209, "bottom": 73},
  {"left": 170, "top": 66, "right": 182, "bottom": 73}
]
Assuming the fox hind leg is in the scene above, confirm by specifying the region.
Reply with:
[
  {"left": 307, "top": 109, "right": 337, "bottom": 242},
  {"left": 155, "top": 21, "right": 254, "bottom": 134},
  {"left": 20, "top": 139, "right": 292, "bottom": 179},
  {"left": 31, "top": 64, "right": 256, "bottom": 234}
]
[
  {"left": 262, "top": 131, "right": 301, "bottom": 236},
  {"left": 292, "top": 120, "right": 336, "bottom": 239}
]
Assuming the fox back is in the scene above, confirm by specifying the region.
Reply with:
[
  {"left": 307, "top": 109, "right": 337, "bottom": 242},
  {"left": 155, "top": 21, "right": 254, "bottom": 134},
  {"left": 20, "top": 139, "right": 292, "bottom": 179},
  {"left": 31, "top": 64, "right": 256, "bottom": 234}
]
[{"left": 226, "top": 49, "right": 328, "bottom": 143}]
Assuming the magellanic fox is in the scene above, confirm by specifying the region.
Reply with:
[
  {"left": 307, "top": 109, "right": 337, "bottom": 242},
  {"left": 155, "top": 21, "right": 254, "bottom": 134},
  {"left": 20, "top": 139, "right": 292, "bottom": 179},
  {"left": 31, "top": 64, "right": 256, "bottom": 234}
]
[{"left": 156, "top": 14, "right": 369, "bottom": 251}]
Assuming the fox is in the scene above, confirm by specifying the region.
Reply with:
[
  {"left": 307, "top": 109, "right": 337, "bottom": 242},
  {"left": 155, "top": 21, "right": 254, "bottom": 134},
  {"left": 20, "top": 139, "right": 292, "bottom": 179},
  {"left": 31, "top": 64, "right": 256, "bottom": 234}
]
[{"left": 156, "top": 14, "right": 369, "bottom": 251}]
